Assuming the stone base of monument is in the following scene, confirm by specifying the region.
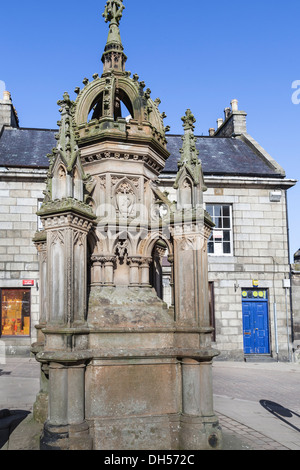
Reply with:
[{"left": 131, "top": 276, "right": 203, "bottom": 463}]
[
  {"left": 90, "top": 414, "right": 222, "bottom": 450},
  {"left": 40, "top": 421, "right": 93, "bottom": 450}
]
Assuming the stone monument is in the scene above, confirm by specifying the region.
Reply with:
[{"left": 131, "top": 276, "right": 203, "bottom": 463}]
[{"left": 32, "top": 0, "right": 222, "bottom": 450}]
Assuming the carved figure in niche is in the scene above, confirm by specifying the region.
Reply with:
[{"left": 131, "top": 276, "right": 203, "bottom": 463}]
[
  {"left": 182, "top": 179, "right": 192, "bottom": 189},
  {"left": 58, "top": 166, "right": 66, "bottom": 179},
  {"left": 115, "top": 239, "right": 129, "bottom": 262},
  {"left": 115, "top": 181, "right": 136, "bottom": 217}
]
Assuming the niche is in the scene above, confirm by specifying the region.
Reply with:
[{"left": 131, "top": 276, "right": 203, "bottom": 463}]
[
  {"left": 52, "top": 165, "right": 67, "bottom": 200},
  {"left": 180, "top": 178, "right": 193, "bottom": 207},
  {"left": 114, "top": 237, "right": 130, "bottom": 286}
]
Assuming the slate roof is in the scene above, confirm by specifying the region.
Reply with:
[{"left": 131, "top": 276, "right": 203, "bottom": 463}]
[
  {"left": 0, "top": 127, "right": 282, "bottom": 178},
  {"left": 0, "top": 127, "right": 56, "bottom": 168},
  {"left": 164, "top": 135, "right": 282, "bottom": 177}
]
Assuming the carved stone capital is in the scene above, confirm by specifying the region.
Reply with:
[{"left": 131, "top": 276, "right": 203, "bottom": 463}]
[{"left": 127, "top": 256, "right": 143, "bottom": 266}]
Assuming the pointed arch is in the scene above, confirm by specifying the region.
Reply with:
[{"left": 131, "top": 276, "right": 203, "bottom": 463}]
[
  {"left": 52, "top": 163, "right": 67, "bottom": 200},
  {"left": 138, "top": 232, "right": 173, "bottom": 259}
]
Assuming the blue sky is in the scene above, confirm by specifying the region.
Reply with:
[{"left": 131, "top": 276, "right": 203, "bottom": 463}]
[{"left": 1, "top": 0, "right": 299, "bottom": 260}]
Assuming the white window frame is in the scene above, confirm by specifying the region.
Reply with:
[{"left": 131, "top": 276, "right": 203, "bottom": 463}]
[
  {"left": 37, "top": 199, "right": 43, "bottom": 231},
  {"left": 206, "top": 204, "right": 233, "bottom": 256}
]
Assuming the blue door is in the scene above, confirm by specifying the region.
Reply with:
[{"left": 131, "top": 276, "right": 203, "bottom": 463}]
[{"left": 242, "top": 289, "right": 270, "bottom": 354}]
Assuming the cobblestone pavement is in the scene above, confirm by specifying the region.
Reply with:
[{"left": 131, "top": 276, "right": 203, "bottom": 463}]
[
  {"left": 218, "top": 413, "right": 289, "bottom": 450},
  {"left": 212, "top": 360, "right": 300, "bottom": 450}
]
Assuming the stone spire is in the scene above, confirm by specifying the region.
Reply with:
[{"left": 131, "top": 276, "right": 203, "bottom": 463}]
[
  {"left": 174, "top": 109, "right": 205, "bottom": 190},
  {"left": 101, "top": 0, "right": 127, "bottom": 74}
]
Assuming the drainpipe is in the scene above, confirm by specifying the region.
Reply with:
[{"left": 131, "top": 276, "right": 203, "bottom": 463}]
[
  {"left": 285, "top": 189, "right": 294, "bottom": 349},
  {"left": 273, "top": 301, "right": 279, "bottom": 362},
  {"left": 284, "top": 280, "right": 291, "bottom": 361},
  {"left": 272, "top": 257, "right": 279, "bottom": 362}
]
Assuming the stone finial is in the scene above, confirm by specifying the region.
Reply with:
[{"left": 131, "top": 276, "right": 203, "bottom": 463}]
[
  {"left": 175, "top": 110, "right": 201, "bottom": 181},
  {"left": 181, "top": 109, "right": 196, "bottom": 132},
  {"left": 174, "top": 109, "right": 206, "bottom": 201},
  {"left": 103, "top": 0, "right": 125, "bottom": 27},
  {"left": 55, "top": 92, "right": 80, "bottom": 172}
]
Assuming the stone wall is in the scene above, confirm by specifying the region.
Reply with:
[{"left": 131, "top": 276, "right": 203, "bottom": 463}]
[
  {"left": 0, "top": 168, "right": 47, "bottom": 355},
  {"left": 159, "top": 176, "right": 293, "bottom": 361}
]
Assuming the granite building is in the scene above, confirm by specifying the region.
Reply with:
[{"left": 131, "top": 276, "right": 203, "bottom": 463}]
[{"left": 160, "top": 104, "right": 296, "bottom": 361}]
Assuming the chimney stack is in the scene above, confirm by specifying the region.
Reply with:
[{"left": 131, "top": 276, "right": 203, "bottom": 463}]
[{"left": 0, "top": 90, "right": 19, "bottom": 130}]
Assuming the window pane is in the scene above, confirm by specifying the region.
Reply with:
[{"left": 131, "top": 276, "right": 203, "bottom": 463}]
[
  {"left": 208, "top": 241, "right": 214, "bottom": 254},
  {"left": 223, "top": 231, "right": 231, "bottom": 241},
  {"left": 222, "top": 206, "right": 230, "bottom": 217},
  {"left": 206, "top": 205, "right": 214, "bottom": 217},
  {"left": 1, "top": 289, "right": 30, "bottom": 336},
  {"left": 214, "top": 205, "right": 222, "bottom": 218},
  {"left": 215, "top": 217, "right": 223, "bottom": 228},
  {"left": 223, "top": 242, "right": 231, "bottom": 254},
  {"left": 223, "top": 218, "right": 230, "bottom": 228}
]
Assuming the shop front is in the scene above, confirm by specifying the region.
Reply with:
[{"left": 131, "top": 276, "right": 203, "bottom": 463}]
[{"left": 1, "top": 288, "right": 31, "bottom": 337}]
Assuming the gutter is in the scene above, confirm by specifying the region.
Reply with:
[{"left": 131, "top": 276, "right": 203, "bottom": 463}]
[
  {"left": 0, "top": 166, "right": 48, "bottom": 181},
  {"left": 160, "top": 173, "right": 297, "bottom": 190}
]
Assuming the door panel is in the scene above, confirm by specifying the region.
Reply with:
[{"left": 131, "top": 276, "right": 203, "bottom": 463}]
[{"left": 242, "top": 290, "right": 269, "bottom": 354}]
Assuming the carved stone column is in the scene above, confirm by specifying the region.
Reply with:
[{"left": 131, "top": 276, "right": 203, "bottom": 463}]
[
  {"left": 41, "top": 360, "right": 92, "bottom": 450},
  {"left": 179, "top": 358, "right": 221, "bottom": 450},
  {"left": 167, "top": 254, "right": 175, "bottom": 308},
  {"left": 90, "top": 255, "right": 104, "bottom": 286},
  {"left": 140, "top": 257, "right": 152, "bottom": 286},
  {"left": 103, "top": 256, "right": 116, "bottom": 286},
  {"left": 33, "top": 234, "right": 48, "bottom": 335},
  {"left": 128, "top": 256, "right": 142, "bottom": 286}
]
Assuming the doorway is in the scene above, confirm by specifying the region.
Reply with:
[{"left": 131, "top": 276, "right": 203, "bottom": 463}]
[{"left": 242, "top": 289, "right": 270, "bottom": 354}]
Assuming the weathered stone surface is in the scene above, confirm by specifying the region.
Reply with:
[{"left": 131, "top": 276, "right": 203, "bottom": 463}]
[{"left": 31, "top": 2, "right": 221, "bottom": 451}]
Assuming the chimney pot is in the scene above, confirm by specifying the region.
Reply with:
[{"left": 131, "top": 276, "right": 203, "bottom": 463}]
[
  {"left": 231, "top": 99, "right": 238, "bottom": 112},
  {"left": 209, "top": 128, "right": 215, "bottom": 136},
  {"left": 224, "top": 107, "right": 231, "bottom": 119},
  {"left": 217, "top": 118, "right": 223, "bottom": 129},
  {"left": 3, "top": 90, "right": 11, "bottom": 102}
]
